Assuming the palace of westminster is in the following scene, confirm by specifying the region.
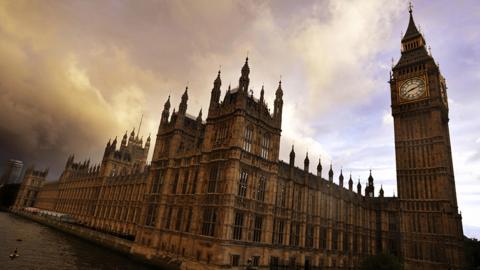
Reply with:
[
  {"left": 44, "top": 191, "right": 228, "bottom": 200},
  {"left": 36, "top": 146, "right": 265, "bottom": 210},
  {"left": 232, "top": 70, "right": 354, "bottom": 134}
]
[{"left": 12, "top": 7, "right": 464, "bottom": 270}]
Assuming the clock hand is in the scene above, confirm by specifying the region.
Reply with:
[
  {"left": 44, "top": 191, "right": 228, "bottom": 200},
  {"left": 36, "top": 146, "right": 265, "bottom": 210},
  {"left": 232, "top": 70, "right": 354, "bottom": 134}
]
[{"left": 407, "top": 86, "right": 419, "bottom": 93}]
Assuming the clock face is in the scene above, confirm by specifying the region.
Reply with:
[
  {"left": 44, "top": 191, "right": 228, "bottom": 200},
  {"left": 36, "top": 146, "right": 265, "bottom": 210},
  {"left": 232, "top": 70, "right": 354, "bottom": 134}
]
[{"left": 399, "top": 78, "right": 426, "bottom": 100}]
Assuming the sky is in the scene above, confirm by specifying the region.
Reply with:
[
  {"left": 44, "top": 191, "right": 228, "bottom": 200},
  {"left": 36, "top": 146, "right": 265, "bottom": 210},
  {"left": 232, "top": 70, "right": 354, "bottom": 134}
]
[{"left": 0, "top": 0, "right": 479, "bottom": 237}]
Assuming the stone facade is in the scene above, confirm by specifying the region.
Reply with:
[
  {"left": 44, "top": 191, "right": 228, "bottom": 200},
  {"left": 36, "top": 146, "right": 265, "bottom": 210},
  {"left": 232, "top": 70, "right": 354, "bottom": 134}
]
[
  {"left": 14, "top": 166, "right": 48, "bottom": 208},
  {"left": 32, "top": 130, "right": 150, "bottom": 239},
  {"left": 18, "top": 9, "right": 464, "bottom": 270},
  {"left": 389, "top": 8, "right": 464, "bottom": 270},
  {"left": 34, "top": 181, "right": 59, "bottom": 210}
]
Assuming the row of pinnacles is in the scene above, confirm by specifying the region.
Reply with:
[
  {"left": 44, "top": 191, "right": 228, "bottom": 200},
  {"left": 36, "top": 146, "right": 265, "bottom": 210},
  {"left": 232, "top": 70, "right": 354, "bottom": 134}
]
[
  {"left": 101, "top": 128, "right": 151, "bottom": 176},
  {"left": 61, "top": 128, "right": 151, "bottom": 180},
  {"left": 25, "top": 165, "right": 49, "bottom": 178},
  {"left": 159, "top": 56, "right": 384, "bottom": 199},
  {"left": 156, "top": 57, "right": 284, "bottom": 160},
  {"left": 289, "top": 145, "right": 385, "bottom": 198},
  {"left": 159, "top": 87, "right": 205, "bottom": 147},
  {"left": 104, "top": 128, "right": 150, "bottom": 164},
  {"left": 63, "top": 155, "right": 103, "bottom": 179},
  {"left": 159, "top": 57, "right": 283, "bottom": 133},
  {"left": 208, "top": 57, "right": 284, "bottom": 128}
]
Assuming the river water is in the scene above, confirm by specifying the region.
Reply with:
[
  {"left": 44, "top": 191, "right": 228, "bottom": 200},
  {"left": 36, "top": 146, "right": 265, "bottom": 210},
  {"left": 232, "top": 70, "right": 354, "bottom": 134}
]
[{"left": 0, "top": 212, "right": 156, "bottom": 270}]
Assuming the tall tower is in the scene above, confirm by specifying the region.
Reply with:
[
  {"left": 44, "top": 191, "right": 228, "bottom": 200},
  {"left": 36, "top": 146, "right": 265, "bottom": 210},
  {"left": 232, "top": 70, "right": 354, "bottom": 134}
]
[{"left": 390, "top": 5, "right": 463, "bottom": 269}]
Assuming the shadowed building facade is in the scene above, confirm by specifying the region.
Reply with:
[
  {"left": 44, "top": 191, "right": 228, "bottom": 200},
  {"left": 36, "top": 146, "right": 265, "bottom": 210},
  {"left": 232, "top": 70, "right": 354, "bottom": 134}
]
[
  {"left": 18, "top": 9, "right": 463, "bottom": 270},
  {"left": 31, "top": 130, "right": 150, "bottom": 238},
  {"left": 0, "top": 159, "right": 24, "bottom": 185},
  {"left": 14, "top": 166, "right": 48, "bottom": 208},
  {"left": 389, "top": 7, "right": 464, "bottom": 269}
]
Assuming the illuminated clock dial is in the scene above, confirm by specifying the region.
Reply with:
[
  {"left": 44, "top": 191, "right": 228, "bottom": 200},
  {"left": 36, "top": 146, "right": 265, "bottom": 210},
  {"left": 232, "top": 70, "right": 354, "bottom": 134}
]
[{"left": 399, "top": 78, "right": 426, "bottom": 100}]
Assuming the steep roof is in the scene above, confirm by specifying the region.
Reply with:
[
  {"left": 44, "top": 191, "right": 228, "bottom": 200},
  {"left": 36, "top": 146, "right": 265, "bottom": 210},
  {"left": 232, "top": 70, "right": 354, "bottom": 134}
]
[{"left": 402, "top": 10, "right": 421, "bottom": 42}]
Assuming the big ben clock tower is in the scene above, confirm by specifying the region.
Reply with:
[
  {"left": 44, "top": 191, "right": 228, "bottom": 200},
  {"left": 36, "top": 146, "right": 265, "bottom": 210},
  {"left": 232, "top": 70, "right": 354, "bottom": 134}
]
[{"left": 390, "top": 5, "right": 464, "bottom": 270}]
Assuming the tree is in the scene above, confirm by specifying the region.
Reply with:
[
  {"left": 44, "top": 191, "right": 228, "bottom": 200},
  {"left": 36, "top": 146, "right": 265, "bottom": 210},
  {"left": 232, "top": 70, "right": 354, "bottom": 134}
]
[{"left": 359, "top": 253, "right": 403, "bottom": 270}]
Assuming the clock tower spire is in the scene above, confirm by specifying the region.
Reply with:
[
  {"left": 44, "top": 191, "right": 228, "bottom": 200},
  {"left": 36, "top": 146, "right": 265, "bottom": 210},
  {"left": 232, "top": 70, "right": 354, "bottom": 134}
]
[{"left": 390, "top": 4, "right": 464, "bottom": 270}]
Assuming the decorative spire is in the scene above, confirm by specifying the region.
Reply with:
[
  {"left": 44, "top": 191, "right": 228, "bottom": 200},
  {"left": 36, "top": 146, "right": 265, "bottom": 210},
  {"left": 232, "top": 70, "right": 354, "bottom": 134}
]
[
  {"left": 197, "top": 108, "right": 203, "bottom": 122},
  {"left": 121, "top": 131, "right": 127, "bottom": 146},
  {"left": 276, "top": 80, "right": 283, "bottom": 97},
  {"left": 129, "top": 128, "right": 135, "bottom": 142},
  {"left": 368, "top": 169, "right": 374, "bottom": 185},
  {"left": 179, "top": 86, "right": 189, "bottom": 114},
  {"left": 357, "top": 178, "right": 362, "bottom": 195},
  {"left": 304, "top": 152, "right": 310, "bottom": 172},
  {"left": 339, "top": 169, "right": 344, "bottom": 187},
  {"left": 379, "top": 185, "right": 384, "bottom": 198},
  {"left": 289, "top": 145, "right": 295, "bottom": 166},
  {"left": 328, "top": 163, "right": 334, "bottom": 182},
  {"left": 242, "top": 57, "right": 250, "bottom": 75},
  {"left": 164, "top": 95, "right": 171, "bottom": 110},
  {"left": 402, "top": 1, "right": 422, "bottom": 42},
  {"left": 214, "top": 70, "right": 221, "bottom": 87},
  {"left": 348, "top": 173, "right": 353, "bottom": 191},
  {"left": 260, "top": 85, "right": 265, "bottom": 104},
  {"left": 274, "top": 79, "right": 284, "bottom": 123},
  {"left": 239, "top": 57, "right": 250, "bottom": 92},
  {"left": 317, "top": 158, "right": 322, "bottom": 177},
  {"left": 111, "top": 136, "right": 117, "bottom": 149},
  {"left": 210, "top": 70, "right": 222, "bottom": 107},
  {"left": 161, "top": 95, "right": 171, "bottom": 125}
]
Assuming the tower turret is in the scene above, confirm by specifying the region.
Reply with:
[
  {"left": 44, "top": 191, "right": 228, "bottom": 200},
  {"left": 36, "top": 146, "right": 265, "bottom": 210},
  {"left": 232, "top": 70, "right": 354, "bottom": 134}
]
[
  {"left": 104, "top": 139, "right": 112, "bottom": 157},
  {"left": 317, "top": 158, "right": 322, "bottom": 177},
  {"left": 339, "top": 169, "right": 344, "bottom": 187},
  {"left": 129, "top": 128, "right": 135, "bottom": 143},
  {"left": 289, "top": 145, "right": 295, "bottom": 167},
  {"left": 210, "top": 70, "right": 221, "bottom": 109},
  {"left": 348, "top": 174, "right": 353, "bottom": 191},
  {"left": 328, "top": 163, "right": 333, "bottom": 182},
  {"left": 379, "top": 185, "right": 384, "bottom": 198},
  {"left": 368, "top": 169, "right": 374, "bottom": 186},
  {"left": 357, "top": 179, "right": 362, "bottom": 195},
  {"left": 304, "top": 153, "right": 309, "bottom": 172},
  {"left": 161, "top": 95, "right": 171, "bottom": 125},
  {"left": 366, "top": 170, "right": 375, "bottom": 197},
  {"left": 239, "top": 58, "right": 250, "bottom": 92},
  {"left": 260, "top": 85, "right": 265, "bottom": 104},
  {"left": 65, "top": 154, "right": 75, "bottom": 169},
  {"left": 197, "top": 108, "right": 203, "bottom": 123},
  {"left": 179, "top": 87, "right": 188, "bottom": 115},
  {"left": 274, "top": 80, "right": 284, "bottom": 125},
  {"left": 121, "top": 131, "right": 127, "bottom": 147},
  {"left": 110, "top": 136, "right": 117, "bottom": 151}
]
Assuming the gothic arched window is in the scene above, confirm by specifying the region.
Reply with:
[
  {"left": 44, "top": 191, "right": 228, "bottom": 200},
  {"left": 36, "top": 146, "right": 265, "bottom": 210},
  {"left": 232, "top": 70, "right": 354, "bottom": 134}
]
[
  {"left": 243, "top": 126, "right": 253, "bottom": 152},
  {"left": 261, "top": 133, "right": 271, "bottom": 159}
]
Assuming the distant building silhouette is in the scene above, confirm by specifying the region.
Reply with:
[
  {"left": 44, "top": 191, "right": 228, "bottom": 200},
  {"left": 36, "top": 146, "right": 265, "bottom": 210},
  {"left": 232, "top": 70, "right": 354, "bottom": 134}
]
[
  {"left": 0, "top": 159, "right": 24, "bottom": 185},
  {"left": 14, "top": 166, "right": 48, "bottom": 208}
]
